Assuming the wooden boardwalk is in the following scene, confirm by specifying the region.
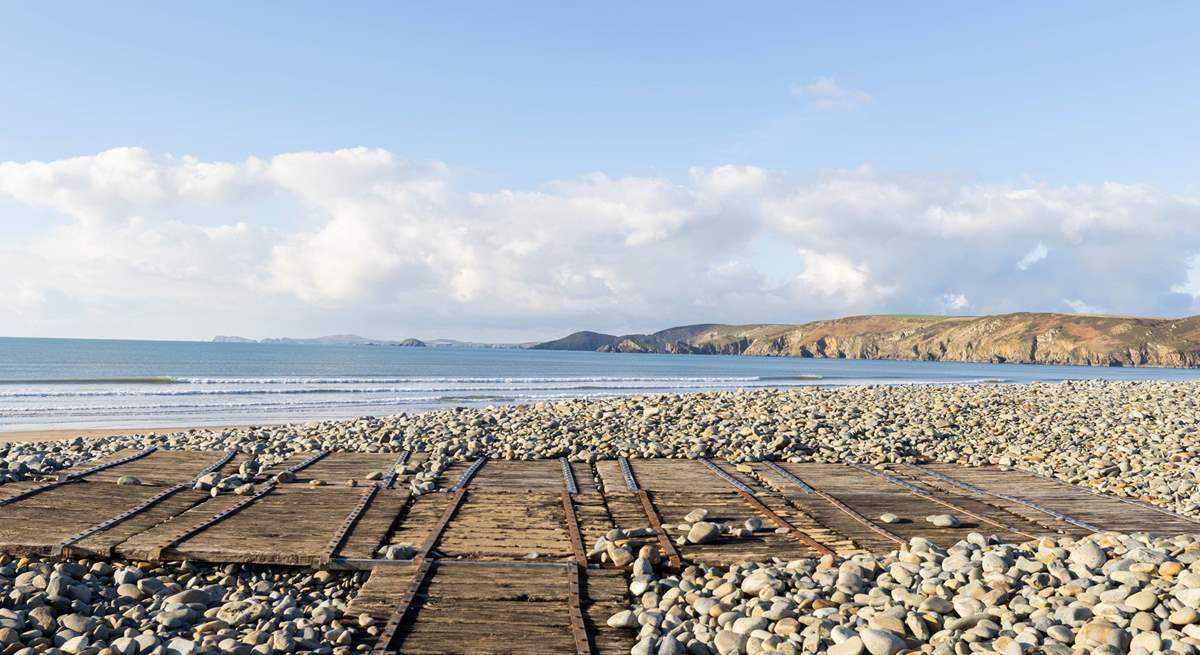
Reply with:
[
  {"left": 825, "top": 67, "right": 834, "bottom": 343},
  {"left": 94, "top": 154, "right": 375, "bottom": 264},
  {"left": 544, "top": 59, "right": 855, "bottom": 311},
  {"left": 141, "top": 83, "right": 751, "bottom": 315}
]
[{"left": 2, "top": 448, "right": 1197, "bottom": 653}]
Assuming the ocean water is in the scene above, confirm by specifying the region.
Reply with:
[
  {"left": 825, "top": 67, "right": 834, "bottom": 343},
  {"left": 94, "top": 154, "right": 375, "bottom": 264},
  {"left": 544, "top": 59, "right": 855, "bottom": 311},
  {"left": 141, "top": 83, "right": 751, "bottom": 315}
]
[{"left": 2, "top": 337, "right": 1200, "bottom": 431}]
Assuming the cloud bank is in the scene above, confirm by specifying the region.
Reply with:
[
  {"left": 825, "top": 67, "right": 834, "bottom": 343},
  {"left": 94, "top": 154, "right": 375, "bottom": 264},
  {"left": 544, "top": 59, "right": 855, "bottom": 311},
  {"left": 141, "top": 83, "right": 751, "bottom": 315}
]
[
  {"left": 792, "top": 77, "right": 873, "bottom": 110},
  {"left": 1, "top": 147, "right": 1199, "bottom": 340}
]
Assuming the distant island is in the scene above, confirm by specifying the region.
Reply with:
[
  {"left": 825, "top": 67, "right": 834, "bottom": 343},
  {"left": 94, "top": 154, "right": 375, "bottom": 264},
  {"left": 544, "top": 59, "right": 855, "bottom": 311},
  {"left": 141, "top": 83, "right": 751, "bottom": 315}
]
[
  {"left": 211, "top": 335, "right": 534, "bottom": 349},
  {"left": 213, "top": 334, "right": 426, "bottom": 347},
  {"left": 532, "top": 312, "right": 1200, "bottom": 368}
]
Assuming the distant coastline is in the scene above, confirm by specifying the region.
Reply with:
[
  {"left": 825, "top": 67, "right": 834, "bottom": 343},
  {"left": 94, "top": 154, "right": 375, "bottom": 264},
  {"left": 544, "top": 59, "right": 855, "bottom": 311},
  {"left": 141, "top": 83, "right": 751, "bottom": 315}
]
[
  {"left": 532, "top": 312, "right": 1200, "bottom": 368},
  {"left": 212, "top": 335, "right": 535, "bottom": 349}
]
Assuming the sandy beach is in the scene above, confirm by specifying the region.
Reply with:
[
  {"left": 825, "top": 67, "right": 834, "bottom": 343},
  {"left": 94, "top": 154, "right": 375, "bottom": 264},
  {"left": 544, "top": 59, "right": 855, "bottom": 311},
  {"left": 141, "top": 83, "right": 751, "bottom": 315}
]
[{"left": 0, "top": 425, "right": 246, "bottom": 444}]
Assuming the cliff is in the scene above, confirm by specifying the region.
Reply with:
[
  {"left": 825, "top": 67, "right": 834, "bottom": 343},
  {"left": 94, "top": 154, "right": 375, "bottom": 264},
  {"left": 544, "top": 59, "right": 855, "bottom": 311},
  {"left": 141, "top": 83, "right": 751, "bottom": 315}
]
[{"left": 532, "top": 313, "right": 1200, "bottom": 368}]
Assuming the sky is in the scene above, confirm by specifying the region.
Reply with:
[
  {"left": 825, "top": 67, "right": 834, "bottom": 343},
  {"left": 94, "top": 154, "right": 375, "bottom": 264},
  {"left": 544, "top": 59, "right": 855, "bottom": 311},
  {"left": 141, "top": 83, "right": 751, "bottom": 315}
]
[{"left": 1, "top": 2, "right": 1199, "bottom": 341}]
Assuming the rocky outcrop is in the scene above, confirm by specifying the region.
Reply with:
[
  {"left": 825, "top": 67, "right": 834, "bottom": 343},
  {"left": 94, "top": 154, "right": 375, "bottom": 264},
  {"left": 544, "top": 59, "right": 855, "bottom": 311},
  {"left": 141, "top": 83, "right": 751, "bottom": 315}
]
[{"left": 533, "top": 313, "right": 1200, "bottom": 368}]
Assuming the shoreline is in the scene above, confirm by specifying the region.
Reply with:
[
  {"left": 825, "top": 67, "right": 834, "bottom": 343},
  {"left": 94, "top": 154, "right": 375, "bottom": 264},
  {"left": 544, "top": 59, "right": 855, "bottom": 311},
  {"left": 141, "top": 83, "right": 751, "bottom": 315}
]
[{"left": 0, "top": 423, "right": 251, "bottom": 444}]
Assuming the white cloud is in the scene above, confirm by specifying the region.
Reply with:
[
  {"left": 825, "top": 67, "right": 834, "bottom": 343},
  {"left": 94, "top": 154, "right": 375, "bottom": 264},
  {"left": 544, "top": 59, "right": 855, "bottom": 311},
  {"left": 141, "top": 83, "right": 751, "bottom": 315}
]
[
  {"left": 795, "top": 250, "right": 888, "bottom": 303},
  {"left": 1063, "top": 298, "right": 1107, "bottom": 314},
  {"left": 2, "top": 147, "right": 1200, "bottom": 340},
  {"left": 1172, "top": 254, "right": 1200, "bottom": 300},
  {"left": 792, "top": 77, "right": 873, "bottom": 110},
  {"left": 938, "top": 293, "right": 970, "bottom": 312},
  {"left": 1016, "top": 241, "right": 1049, "bottom": 270}
]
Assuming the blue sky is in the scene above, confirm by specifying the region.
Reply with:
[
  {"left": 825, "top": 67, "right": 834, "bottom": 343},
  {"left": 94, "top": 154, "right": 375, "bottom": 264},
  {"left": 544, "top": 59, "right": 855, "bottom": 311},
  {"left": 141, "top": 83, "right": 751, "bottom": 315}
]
[
  {"left": 1, "top": 3, "right": 1199, "bottom": 340},
  {"left": 4, "top": 2, "right": 1197, "bottom": 189}
]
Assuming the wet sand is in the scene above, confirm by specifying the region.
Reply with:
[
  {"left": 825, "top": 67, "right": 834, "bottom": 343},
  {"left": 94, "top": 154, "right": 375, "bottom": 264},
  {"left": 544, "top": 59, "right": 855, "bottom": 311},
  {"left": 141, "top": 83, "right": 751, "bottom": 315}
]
[{"left": 0, "top": 425, "right": 243, "bottom": 444}]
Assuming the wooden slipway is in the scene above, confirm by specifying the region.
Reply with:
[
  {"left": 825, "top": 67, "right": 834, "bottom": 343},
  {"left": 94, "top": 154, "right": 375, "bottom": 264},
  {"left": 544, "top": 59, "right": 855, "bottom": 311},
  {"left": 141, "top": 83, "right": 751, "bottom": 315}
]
[{"left": 1, "top": 448, "right": 1198, "bottom": 653}]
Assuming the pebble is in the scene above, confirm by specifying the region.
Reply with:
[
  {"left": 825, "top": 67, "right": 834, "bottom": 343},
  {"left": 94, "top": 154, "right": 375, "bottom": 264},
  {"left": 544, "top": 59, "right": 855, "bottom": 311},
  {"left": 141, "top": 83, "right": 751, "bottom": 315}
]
[
  {"left": 2, "top": 381, "right": 1197, "bottom": 515},
  {"left": 0, "top": 556, "right": 362, "bottom": 655},
  {"left": 878, "top": 513, "right": 900, "bottom": 524},
  {"left": 686, "top": 521, "right": 721, "bottom": 544},
  {"left": 608, "top": 532, "right": 1200, "bottom": 655},
  {"left": 925, "top": 513, "right": 960, "bottom": 527},
  {"left": 859, "top": 628, "right": 906, "bottom": 655}
]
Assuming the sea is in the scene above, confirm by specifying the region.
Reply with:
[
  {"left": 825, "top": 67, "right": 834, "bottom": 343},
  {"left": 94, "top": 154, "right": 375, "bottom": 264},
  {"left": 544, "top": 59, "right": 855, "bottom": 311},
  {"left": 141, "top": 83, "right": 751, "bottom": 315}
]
[{"left": 3, "top": 337, "right": 1200, "bottom": 432}]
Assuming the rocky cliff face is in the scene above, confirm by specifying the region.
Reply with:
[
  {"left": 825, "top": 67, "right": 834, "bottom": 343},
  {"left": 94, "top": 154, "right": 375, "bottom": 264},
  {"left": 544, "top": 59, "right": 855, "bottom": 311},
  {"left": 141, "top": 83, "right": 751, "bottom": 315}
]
[{"left": 533, "top": 313, "right": 1200, "bottom": 368}]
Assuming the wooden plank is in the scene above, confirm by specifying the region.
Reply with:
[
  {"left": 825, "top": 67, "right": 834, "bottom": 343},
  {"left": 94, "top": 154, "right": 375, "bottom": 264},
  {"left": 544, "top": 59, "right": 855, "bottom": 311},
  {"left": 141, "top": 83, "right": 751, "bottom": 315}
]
[
  {"left": 847, "top": 463, "right": 1040, "bottom": 540},
  {"left": 0, "top": 481, "right": 207, "bottom": 557},
  {"left": 698, "top": 459, "right": 836, "bottom": 557},
  {"left": 366, "top": 561, "right": 584, "bottom": 655},
  {"left": 913, "top": 464, "right": 1157, "bottom": 534},
  {"left": 1, "top": 448, "right": 156, "bottom": 506}
]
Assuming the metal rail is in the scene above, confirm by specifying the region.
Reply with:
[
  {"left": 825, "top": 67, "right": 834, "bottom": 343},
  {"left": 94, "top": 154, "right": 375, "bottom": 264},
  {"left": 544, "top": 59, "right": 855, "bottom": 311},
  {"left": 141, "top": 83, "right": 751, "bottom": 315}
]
[
  {"left": 148, "top": 482, "right": 278, "bottom": 561},
  {"left": 54, "top": 483, "right": 188, "bottom": 557},
  {"left": 370, "top": 457, "right": 486, "bottom": 654},
  {"left": 1, "top": 447, "right": 158, "bottom": 507},
  {"left": 370, "top": 556, "right": 434, "bottom": 655},
  {"left": 380, "top": 451, "right": 411, "bottom": 489},
  {"left": 420, "top": 486, "right": 468, "bottom": 556},
  {"left": 618, "top": 457, "right": 639, "bottom": 491},
  {"left": 192, "top": 450, "right": 237, "bottom": 483},
  {"left": 761, "top": 461, "right": 815, "bottom": 493},
  {"left": 565, "top": 562, "right": 593, "bottom": 655},
  {"left": 561, "top": 457, "right": 579, "bottom": 495},
  {"left": 61, "top": 447, "right": 158, "bottom": 481},
  {"left": 636, "top": 490, "right": 683, "bottom": 569},
  {"left": 286, "top": 450, "right": 330, "bottom": 474},
  {"left": 910, "top": 465, "right": 1102, "bottom": 533},
  {"left": 847, "top": 463, "right": 1039, "bottom": 540},
  {"left": 618, "top": 458, "right": 683, "bottom": 568},
  {"left": 448, "top": 457, "right": 487, "bottom": 492},
  {"left": 697, "top": 459, "right": 836, "bottom": 557},
  {"left": 322, "top": 484, "right": 382, "bottom": 564},
  {"left": 561, "top": 490, "right": 588, "bottom": 569}
]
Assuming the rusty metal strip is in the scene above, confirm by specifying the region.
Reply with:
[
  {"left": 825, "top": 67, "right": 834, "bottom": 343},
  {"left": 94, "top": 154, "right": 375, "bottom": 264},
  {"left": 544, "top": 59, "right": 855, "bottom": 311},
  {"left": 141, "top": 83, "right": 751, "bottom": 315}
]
[
  {"left": 565, "top": 562, "right": 593, "bottom": 655},
  {"left": 1, "top": 447, "right": 157, "bottom": 507},
  {"left": 54, "top": 483, "right": 189, "bottom": 557},
  {"left": 420, "top": 486, "right": 468, "bottom": 557},
  {"left": 286, "top": 450, "right": 329, "bottom": 474},
  {"left": 636, "top": 489, "right": 683, "bottom": 570},
  {"left": 697, "top": 459, "right": 836, "bottom": 557},
  {"left": 380, "top": 451, "right": 411, "bottom": 489},
  {"left": 370, "top": 459, "right": 486, "bottom": 654},
  {"left": 62, "top": 447, "right": 157, "bottom": 481},
  {"left": 617, "top": 457, "right": 681, "bottom": 568},
  {"left": 618, "top": 457, "right": 639, "bottom": 491},
  {"left": 561, "top": 457, "right": 579, "bottom": 495},
  {"left": 561, "top": 490, "right": 588, "bottom": 568},
  {"left": 192, "top": 449, "right": 237, "bottom": 483},
  {"left": 322, "top": 483, "right": 382, "bottom": 564},
  {"left": 910, "top": 465, "right": 1102, "bottom": 533},
  {"left": 761, "top": 461, "right": 815, "bottom": 493},
  {"left": 848, "top": 463, "right": 1039, "bottom": 540},
  {"left": 148, "top": 482, "right": 277, "bottom": 561},
  {"left": 369, "top": 555, "right": 435, "bottom": 655},
  {"left": 448, "top": 457, "right": 487, "bottom": 492}
]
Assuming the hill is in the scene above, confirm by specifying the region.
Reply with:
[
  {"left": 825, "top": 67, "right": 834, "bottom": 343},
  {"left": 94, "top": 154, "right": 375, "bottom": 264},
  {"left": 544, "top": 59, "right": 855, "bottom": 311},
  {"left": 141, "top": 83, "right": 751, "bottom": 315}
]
[{"left": 532, "top": 313, "right": 1200, "bottom": 367}]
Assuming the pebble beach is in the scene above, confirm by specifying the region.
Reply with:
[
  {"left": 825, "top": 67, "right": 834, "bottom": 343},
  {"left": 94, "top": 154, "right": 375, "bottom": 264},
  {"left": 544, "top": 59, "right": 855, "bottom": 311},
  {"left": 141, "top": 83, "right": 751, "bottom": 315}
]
[{"left": 2, "top": 380, "right": 1200, "bottom": 654}]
